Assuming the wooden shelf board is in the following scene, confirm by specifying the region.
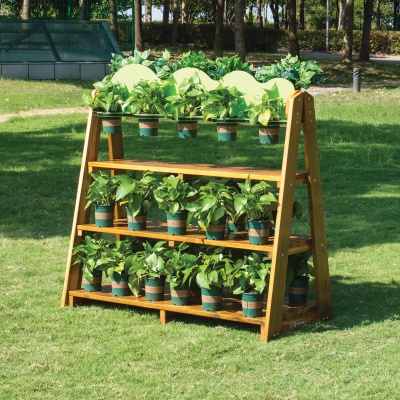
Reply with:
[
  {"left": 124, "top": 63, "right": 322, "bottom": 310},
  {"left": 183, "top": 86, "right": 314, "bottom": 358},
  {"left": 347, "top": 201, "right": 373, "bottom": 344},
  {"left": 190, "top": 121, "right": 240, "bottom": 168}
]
[
  {"left": 88, "top": 159, "right": 307, "bottom": 185},
  {"left": 69, "top": 288, "right": 317, "bottom": 328},
  {"left": 77, "top": 221, "right": 312, "bottom": 253}
]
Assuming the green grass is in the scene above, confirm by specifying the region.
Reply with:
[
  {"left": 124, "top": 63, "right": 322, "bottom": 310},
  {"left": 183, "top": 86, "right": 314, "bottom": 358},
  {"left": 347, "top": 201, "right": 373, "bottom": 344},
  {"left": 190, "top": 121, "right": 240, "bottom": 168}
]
[{"left": 1, "top": 80, "right": 399, "bottom": 399}]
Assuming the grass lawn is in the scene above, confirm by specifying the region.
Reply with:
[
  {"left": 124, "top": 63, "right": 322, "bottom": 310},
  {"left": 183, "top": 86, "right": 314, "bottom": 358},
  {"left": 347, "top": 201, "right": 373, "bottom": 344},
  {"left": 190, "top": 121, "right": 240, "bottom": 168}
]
[{"left": 0, "top": 76, "right": 399, "bottom": 399}]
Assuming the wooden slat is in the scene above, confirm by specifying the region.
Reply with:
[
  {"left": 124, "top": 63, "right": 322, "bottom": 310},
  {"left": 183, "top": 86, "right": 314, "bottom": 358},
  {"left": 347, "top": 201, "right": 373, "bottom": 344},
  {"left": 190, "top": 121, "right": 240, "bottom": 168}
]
[{"left": 88, "top": 159, "right": 307, "bottom": 185}]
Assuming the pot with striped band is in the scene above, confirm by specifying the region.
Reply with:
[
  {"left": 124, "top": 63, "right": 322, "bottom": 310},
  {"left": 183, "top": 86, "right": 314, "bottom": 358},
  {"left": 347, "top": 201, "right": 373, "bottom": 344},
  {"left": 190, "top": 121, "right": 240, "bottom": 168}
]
[
  {"left": 288, "top": 276, "right": 309, "bottom": 305},
  {"left": 94, "top": 204, "right": 114, "bottom": 227},
  {"left": 166, "top": 210, "right": 188, "bottom": 235},
  {"left": 126, "top": 208, "right": 147, "bottom": 231},
  {"left": 205, "top": 215, "right": 227, "bottom": 240},
  {"left": 200, "top": 286, "right": 223, "bottom": 311},
  {"left": 144, "top": 276, "right": 166, "bottom": 301},
  {"left": 216, "top": 122, "right": 238, "bottom": 141},
  {"left": 82, "top": 269, "right": 102, "bottom": 292},
  {"left": 178, "top": 120, "right": 198, "bottom": 138},
  {"left": 111, "top": 272, "right": 130, "bottom": 296},
  {"left": 100, "top": 114, "right": 122, "bottom": 135},
  {"left": 170, "top": 282, "right": 190, "bottom": 306},
  {"left": 242, "top": 292, "right": 263, "bottom": 317},
  {"left": 138, "top": 118, "right": 159, "bottom": 136},
  {"left": 259, "top": 126, "right": 280, "bottom": 144},
  {"left": 247, "top": 219, "right": 271, "bottom": 245}
]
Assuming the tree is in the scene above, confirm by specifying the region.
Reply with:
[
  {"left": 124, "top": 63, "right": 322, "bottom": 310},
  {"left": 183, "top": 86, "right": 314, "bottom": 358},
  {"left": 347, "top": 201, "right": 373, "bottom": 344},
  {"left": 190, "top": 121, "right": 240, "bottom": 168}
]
[
  {"left": 338, "top": 0, "right": 346, "bottom": 30},
  {"left": 256, "top": 0, "right": 263, "bottom": 27},
  {"left": 171, "top": 0, "right": 179, "bottom": 45},
  {"left": 134, "top": 0, "right": 144, "bottom": 51},
  {"left": 146, "top": 0, "right": 153, "bottom": 22},
  {"left": 109, "top": 0, "right": 119, "bottom": 40},
  {"left": 299, "top": 0, "right": 305, "bottom": 30},
  {"left": 376, "top": 0, "right": 382, "bottom": 30},
  {"left": 182, "top": 0, "right": 189, "bottom": 23},
  {"left": 269, "top": 0, "right": 280, "bottom": 28},
  {"left": 359, "top": 0, "right": 374, "bottom": 60},
  {"left": 342, "top": 0, "right": 354, "bottom": 63},
  {"left": 214, "top": 0, "right": 225, "bottom": 58},
  {"left": 22, "top": 0, "right": 30, "bottom": 19},
  {"left": 288, "top": 0, "right": 300, "bottom": 57},
  {"left": 163, "top": 0, "right": 170, "bottom": 25},
  {"left": 234, "top": 0, "right": 246, "bottom": 61}
]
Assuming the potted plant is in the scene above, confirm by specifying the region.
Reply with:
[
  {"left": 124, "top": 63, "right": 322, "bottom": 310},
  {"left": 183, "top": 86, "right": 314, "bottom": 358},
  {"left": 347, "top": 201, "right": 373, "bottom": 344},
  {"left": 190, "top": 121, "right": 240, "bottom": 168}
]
[
  {"left": 233, "top": 176, "right": 278, "bottom": 245},
  {"left": 246, "top": 89, "right": 285, "bottom": 145},
  {"left": 165, "top": 243, "right": 198, "bottom": 305},
  {"left": 72, "top": 234, "right": 114, "bottom": 292},
  {"left": 115, "top": 171, "right": 159, "bottom": 231},
  {"left": 165, "top": 72, "right": 207, "bottom": 138},
  {"left": 105, "top": 238, "right": 141, "bottom": 296},
  {"left": 287, "top": 252, "right": 314, "bottom": 305},
  {"left": 82, "top": 74, "right": 129, "bottom": 134},
  {"left": 153, "top": 175, "right": 197, "bottom": 235},
  {"left": 85, "top": 171, "right": 119, "bottom": 227},
  {"left": 195, "top": 248, "right": 233, "bottom": 311},
  {"left": 227, "top": 252, "right": 271, "bottom": 317},
  {"left": 124, "top": 79, "right": 168, "bottom": 136},
  {"left": 190, "top": 177, "right": 236, "bottom": 240},
  {"left": 201, "top": 84, "right": 247, "bottom": 141},
  {"left": 126, "top": 240, "right": 170, "bottom": 301}
]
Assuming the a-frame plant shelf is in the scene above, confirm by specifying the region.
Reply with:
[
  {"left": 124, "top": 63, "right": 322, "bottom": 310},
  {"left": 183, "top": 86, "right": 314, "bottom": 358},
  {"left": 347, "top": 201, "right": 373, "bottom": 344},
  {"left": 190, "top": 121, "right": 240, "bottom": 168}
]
[{"left": 61, "top": 90, "right": 333, "bottom": 342}]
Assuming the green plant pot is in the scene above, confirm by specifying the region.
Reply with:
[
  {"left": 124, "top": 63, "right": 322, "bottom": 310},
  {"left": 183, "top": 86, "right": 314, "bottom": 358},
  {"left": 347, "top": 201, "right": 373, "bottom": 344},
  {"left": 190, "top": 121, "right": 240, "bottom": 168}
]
[
  {"left": 101, "top": 115, "right": 122, "bottom": 135},
  {"left": 170, "top": 282, "right": 190, "bottom": 306},
  {"left": 227, "top": 215, "right": 247, "bottom": 232},
  {"left": 166, "top": 210, "right": 188, "bottom": 235},
  {"left": 111, "top": 272, "right": 130, "bottom": 296},
  {"left": 126, "top": 207, "right": 147, "bottom": 231},
  {"left": 259, "top": 126, "right": 280, "bottom": 144},
  {"left": 247, "top": 219, "right": 271, "bottom": 245},
  {"left": 144, "top": 276, "right": 166, "bottom": 301},
  {"left": 216, "top": 122, "right": 238, "bottom": 141},
  {"left": 288, "top": 276, "right": 309, "bottom": 305},
  {"left": 94, "top": 204, "right": 114, "bottom": 227},
  {"left": 242, "top": 292, "right": 263, "bottom": 318},
  {"left": 139, "top": 118, "right": 159, "bottom": 136},
  {"left": 205, "top": 216, "right": 227, "bottom": 240},
  {"left": 201, "top": 286, "right": 223, "bottom": 311},
  {"left": 82, "top": 270, "right": 102, "bottom": 292},
  {"left": 178, "top": 120, "right": 198, "bottom": 139}
]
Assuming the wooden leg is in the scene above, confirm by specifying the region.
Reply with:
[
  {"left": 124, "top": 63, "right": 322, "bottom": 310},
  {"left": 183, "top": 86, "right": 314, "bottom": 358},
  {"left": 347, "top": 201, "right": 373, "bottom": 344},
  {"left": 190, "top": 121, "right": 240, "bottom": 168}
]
[{"left": 159, "top": 310, "right": 173, "bottom": 325}]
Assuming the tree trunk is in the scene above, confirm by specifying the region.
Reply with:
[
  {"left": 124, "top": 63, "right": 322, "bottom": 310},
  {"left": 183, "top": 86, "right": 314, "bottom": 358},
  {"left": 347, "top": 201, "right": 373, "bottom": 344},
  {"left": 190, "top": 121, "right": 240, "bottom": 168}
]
[
  {"left": 288, "top": 0, "right": 299, "bottom": 57},
  {"left": 376, "top": 0, "right": 381, "bottom": 30},
  {"left": 146, "top": 0, "right": 152, "bottom": 22},
  {"left": 359, "top": 0, "right": 373, "bottom": 60},
  {"left": 248, "top": 4, "right": 253, "bottom": 25},
  {"left": 22, "top": 0, "right": 30, "bottom": 19},
  {"left": 395, "top": 0, "right": 399, "bottom": 30},
  {"left": 109, "top": 0, "right": 119, "bottom": 40},
  {"left": 270, "top": 0, "right": 280, "bottom": 28},
  {"left": 214, "top": 0, "right": 224, "bottom": 57},
  {"left": 163, "top": 0, "right": 170, "bottom": 25},
  {"left": 256, "top": 0, "right": 262, "bottom": 27},
  {"left": 342, "top": 0, "right": 354, "bottom": 63},
  {"left": 338, "top": 0, "right": 346, "bottom": 30},
  {"left": 234, "top": 0, "right": 246, "bottom": 61},
  {"left": 171, "top": 0, "right": 179, "bottom": 45},
  {"left": 134, "top": 0, "right": 144, "bottom": 51},
  {"left": 182, "top": 0, "right": 189, "bottom": 23},
  {"left": 299, "top": 0, "right": 305, "bottom": 30}
]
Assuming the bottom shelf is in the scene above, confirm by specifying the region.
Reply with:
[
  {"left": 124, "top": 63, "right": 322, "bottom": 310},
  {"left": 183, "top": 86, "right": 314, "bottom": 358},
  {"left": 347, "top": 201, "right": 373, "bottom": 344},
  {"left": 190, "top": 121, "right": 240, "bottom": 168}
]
[{"left": 69, "top": 287, "right": 318, "bottom": 335}]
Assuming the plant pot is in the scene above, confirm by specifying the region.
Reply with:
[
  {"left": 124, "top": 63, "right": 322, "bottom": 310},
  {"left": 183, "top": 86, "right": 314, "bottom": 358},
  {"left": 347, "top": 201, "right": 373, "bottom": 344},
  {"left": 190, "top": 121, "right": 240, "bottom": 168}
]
[
  {"left": 82, "top": 269, "right": 102, "bottom": 292},
  {"left": 242, "top": 292, "right": 263, "bottom": 318},
  {"left": 259, "top": 126, "right": 280, "bottom": 144},
  {"left": 247, "top": 219, "right": 271, "bottom": 245},
  {"left": 288, "top": 276, "right": 309, "bottom": 305},
  {"left": 205, "top": 215, "right": 227, "bottom": 240},
  {"left": 101, "top": 114, "right": 122, "bottom": 135},
  {"left": 178, "top": 120, "right": 198, "bottom": 139},
  {"left": 170, "top": 282, "right": 190, "bottom": 306},
  {"left": 166, "top": 210, "right": 188, "bottom": 235},
  {"left": 227, "top": 215, "right": 247, "bottom": 232},
  {"left": 126, "top": 207, "right": 147, "bottom": 231},
  {"left": 201, "top": 286, "right": 223, "bottom": 311},
  {"left": 144, "top": 276, "right": 166, "bottom": 301},
  {"left": 138, "top": 118, "right": 159, "bottom": 136},
  {"left": 94, "top": 204, "right": 114, "bottom": 227},
  {"left": 216, "top": 122, "right": 238, "bottom": 141},
  {"left": 111, "top": 272, "right": 130, "bottom": 296}
]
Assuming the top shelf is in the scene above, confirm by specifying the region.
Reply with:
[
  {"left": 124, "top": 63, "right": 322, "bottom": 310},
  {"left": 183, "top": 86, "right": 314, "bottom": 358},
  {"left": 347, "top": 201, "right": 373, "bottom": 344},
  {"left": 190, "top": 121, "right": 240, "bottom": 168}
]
[{"left": 88, "top": 159, "right": 307, "bottom": 185}]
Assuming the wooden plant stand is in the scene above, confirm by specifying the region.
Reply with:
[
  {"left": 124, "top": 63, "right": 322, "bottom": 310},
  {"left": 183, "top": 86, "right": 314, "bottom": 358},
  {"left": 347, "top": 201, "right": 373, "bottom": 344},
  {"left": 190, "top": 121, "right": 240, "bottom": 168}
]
[{"left": 61, "top": 90, "right": 333, "bottom": 342}]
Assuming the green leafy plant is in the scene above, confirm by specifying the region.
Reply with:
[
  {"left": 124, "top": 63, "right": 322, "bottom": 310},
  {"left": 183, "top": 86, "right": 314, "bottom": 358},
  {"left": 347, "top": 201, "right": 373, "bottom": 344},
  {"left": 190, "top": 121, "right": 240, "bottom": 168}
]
[
  {"left": 190, "top": 177, "right": 237, "bottom": 230},
  {"left": 72, "top": 234, "right": 114, "bottom": 283},
  {"left": 227, "top": 252, "right": 271, "bottom": 295},
  {"left": 123, "top": 79, "right": 168, "bottom": 115},
  {"left": 200, "top": 84, "right": 248, "bottom": 121},
  {"left": 82, "top": 74, "right": 129, "bottom": 112},
  {"left": 233, "top": 176, "right": 278, "bottom": 221},
  {"left": 85, "top": 171, "right": 119, "bottom": 208},
  {"left": 115, "top": 171, "right": 159, "bottom": 217},
  {"left": 153, "top": 175, "right": 197, "bottom": 215},
  {"left": 254, "top": 53, "right": 325, "bottom": 90},
  {"left": 286, "top": 252, "right": 314, "bottom": 286},
  {"left": 165, "top": 243, "right": 198, "bottom": 290},
  {"left": 165, "top": 73, "right": 207, "bottom": 120},
  {"left": 195, "top": 248, "right": 233, "bottom": 289},
  {"left": 125, "top": 240, "right": 171, "bottom": 296}
]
